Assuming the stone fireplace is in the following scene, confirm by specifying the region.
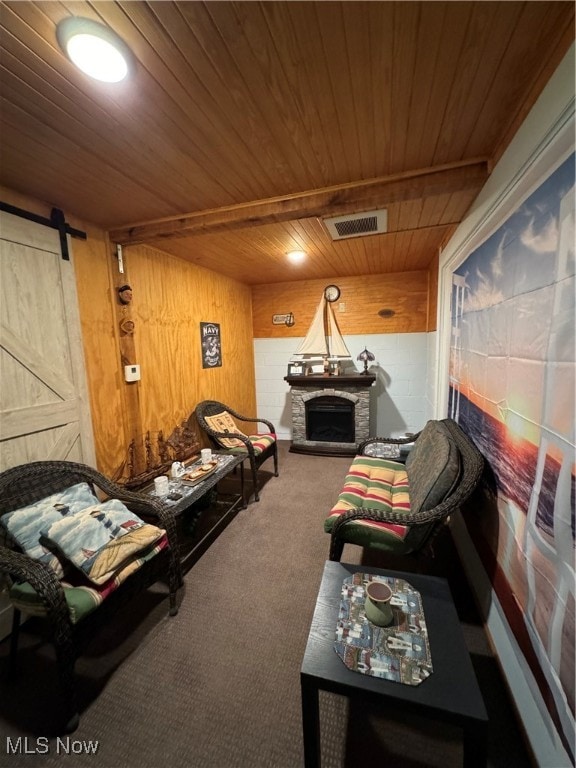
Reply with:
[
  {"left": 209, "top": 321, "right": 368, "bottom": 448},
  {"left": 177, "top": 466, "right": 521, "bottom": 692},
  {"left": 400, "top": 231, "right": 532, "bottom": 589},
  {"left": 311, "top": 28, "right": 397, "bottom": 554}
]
[{"left": 284, "top": 373, "right": 376, "bottom": 456}]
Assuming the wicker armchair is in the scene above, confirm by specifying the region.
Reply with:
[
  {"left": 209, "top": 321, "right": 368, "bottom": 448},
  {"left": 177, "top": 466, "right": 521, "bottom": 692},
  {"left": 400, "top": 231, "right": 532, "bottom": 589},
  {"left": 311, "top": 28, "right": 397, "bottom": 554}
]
[
  {"left": 195, "top": 400, "right": 278, "bottom": 502},
  {"left": 0, "top": 460, "right": 182, "bottom": 733},
  {"left": 326, "top": 419, "right": 485, "bottom": 562}
]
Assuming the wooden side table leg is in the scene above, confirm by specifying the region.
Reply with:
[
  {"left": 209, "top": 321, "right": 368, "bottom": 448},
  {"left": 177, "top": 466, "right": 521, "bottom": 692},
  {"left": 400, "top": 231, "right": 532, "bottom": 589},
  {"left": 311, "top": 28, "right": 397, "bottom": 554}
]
[{"left": 301, "top": 676, "right": 321, "bottom": 768}]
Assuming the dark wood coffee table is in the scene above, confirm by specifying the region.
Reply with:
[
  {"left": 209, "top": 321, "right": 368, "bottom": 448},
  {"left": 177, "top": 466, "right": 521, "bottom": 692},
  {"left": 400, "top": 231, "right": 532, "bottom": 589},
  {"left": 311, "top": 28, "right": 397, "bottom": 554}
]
[{"left": 301, "top": 561, "right": 488, "bottom": 767}]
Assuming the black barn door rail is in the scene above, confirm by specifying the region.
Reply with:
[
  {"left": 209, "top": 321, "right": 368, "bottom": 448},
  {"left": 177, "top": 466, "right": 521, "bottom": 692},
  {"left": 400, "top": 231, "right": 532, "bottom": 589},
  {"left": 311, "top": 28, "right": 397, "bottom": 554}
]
[{"left": 0, "top": 202, "right": 87, "bottom": 260}]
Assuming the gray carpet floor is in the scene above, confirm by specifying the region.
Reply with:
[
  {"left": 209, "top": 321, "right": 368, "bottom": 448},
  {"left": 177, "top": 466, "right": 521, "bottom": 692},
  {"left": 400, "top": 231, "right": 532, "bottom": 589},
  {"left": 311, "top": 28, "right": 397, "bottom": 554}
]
[{"left": 0, "top": 442, "right": 531, "bottom": 767}]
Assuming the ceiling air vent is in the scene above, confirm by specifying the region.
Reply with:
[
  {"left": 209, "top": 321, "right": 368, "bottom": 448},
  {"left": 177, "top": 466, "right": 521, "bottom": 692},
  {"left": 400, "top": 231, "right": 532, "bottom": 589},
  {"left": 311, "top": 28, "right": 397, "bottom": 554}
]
[{"left": 323, "top": 209, "right": 388, "bottom": 241}]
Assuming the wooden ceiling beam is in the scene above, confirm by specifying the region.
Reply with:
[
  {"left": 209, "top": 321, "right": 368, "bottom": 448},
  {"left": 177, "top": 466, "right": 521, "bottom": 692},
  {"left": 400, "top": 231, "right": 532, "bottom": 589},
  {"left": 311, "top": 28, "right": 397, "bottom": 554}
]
[{"left": 109, "top": 159, "right": 489, "bottom": 245}]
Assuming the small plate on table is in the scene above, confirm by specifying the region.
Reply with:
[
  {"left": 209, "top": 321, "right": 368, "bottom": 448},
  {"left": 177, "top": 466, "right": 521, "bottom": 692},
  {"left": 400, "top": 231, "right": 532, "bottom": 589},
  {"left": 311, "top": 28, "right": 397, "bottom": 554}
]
[{"left": 180, "top": 459, "right": 219, "bottom": 486}]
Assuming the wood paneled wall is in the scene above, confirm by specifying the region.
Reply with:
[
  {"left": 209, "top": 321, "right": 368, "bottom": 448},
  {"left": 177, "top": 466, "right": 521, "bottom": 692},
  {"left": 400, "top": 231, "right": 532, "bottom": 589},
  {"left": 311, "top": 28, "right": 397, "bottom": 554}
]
[
  {"left": 73, "top": 223, "right": 126, "bottom": 476},
  {"left": 251, "top": 271, "right": 431, "bottom": 338},
  {"left": 0, "top": 187, "right": 257, "bottom": 478},
  {"left": 80, "top": 241, "right": 256, "bottom": 479},
  {"left": 123, "top": 243, "right": 256, "bottom": 436}
]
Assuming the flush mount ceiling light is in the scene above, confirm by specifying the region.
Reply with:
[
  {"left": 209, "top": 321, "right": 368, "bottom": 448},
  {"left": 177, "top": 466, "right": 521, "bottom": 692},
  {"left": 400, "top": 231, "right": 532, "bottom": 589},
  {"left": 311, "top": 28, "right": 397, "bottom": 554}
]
[
  {"left": 286, "top": 250, "right": 307, "bottom": 264},
  {"left": 57, "top": 17, "right": 134, "bottom": 83}
]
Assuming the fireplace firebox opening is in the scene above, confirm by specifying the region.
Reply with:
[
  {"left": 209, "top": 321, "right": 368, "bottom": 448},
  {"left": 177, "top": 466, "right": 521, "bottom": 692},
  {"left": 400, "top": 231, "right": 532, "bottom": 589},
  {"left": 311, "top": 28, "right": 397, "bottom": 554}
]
[{"left": 305, "top": 396, "right": 355, "bottom": 443}]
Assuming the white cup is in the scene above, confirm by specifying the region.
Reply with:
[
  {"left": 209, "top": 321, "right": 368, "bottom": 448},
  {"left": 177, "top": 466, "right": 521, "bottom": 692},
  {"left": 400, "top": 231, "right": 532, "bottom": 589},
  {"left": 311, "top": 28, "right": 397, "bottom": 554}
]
[
  {"left": 171, "top": 461, "right": 185, "bottom": 479},
  {"left": 201, "top": 448, "right": 212, "bottom": 464},
  {"left": 154, "top": 475, "right": 169, "bottom": 495}
]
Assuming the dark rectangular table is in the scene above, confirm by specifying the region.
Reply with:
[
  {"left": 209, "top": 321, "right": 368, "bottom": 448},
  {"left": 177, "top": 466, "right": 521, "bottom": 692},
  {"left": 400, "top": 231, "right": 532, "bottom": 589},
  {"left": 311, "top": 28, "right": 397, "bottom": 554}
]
[
  {"left": 301, "top": 561, "right": 488, "bottom": 767},
  {"left": 142, "top": 453, "right": 245, "bottom": 570}
]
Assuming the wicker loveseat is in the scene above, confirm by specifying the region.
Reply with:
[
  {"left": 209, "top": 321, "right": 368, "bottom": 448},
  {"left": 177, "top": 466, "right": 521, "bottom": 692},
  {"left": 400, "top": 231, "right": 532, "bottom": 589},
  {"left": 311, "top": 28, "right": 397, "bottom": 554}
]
[
  {"left": 0, "top": 460, "right": 182, "bottom": 733},
  {"left": 325, "top": 418, "right": 484, "bottom": 562}
]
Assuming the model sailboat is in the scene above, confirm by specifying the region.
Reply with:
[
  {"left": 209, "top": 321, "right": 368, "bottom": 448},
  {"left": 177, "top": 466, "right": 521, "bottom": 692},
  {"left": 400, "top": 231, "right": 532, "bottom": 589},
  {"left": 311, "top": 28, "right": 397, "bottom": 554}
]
[{"left": 291, "top": 295, "right": 352, "bottom": 370}]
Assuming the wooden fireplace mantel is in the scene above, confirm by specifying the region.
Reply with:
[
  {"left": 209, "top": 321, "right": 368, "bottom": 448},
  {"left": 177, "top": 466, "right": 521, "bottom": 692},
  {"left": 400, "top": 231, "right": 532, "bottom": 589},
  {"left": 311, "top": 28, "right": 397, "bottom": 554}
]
[{"left": 284, "top": 373, "right": 376, "bottom": 387}]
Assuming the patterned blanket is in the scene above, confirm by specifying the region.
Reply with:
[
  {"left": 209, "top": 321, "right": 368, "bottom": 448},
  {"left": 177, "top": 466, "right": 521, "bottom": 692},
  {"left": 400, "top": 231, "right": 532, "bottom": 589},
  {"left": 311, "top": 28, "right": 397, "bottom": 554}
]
[
  {"left": 1, "top": 482, "right": 100, "bottom": 576},
  {"left": 204, "top": 411, "right": 247, "bottom": 448},
  {"left": 41, "top": 499, "right": 164, "bottom": 585},
  {"left": 204, "top": 411, "right": 276, "bottom": 455}
]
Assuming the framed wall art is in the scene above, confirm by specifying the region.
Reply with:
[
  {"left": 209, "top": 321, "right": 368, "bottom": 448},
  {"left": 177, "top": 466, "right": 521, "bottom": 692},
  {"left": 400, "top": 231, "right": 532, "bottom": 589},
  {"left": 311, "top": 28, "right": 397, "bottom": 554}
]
[{"left": 200, "top": 322, "right": 222, "bottom": 368}]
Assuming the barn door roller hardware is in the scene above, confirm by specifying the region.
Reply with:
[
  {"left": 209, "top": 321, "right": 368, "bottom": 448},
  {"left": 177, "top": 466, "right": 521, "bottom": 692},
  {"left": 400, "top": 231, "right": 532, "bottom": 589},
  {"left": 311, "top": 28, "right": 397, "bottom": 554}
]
[{"left": 0, "top": 201, "right": 86, "bottom": 260}]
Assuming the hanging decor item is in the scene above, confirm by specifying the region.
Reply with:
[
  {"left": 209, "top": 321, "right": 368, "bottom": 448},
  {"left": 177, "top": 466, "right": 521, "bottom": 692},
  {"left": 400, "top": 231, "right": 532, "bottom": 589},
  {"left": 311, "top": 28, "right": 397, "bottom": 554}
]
[
  {"left": 117, "top": 284, "right": 133, "bottom": 304},
  {"left": 272, "top": 313, "right": 295, "bottom": 326},
  {"left": 200, "top": 322, "right": 222, "bottom": 368},
  {"left": 448, "top": 152, "right": 575, "bottom": 755},
  {"left": 119, "top": 317, "right": 135, "bottom": 336}
]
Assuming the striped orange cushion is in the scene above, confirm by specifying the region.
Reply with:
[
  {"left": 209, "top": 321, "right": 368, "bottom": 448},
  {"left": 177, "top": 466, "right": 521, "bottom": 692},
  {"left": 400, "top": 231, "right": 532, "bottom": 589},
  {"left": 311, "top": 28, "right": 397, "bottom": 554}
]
[
  {"left": 325, "top": 456, "right": 410, "bottom": 543},
  {"left": 228, "top": 433, "right": 276, "bottom": 455}
]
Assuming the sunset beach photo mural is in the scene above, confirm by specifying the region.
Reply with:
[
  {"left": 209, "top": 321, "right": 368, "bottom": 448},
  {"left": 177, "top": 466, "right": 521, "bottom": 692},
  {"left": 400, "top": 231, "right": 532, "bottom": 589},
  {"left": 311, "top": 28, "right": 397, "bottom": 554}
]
[{"left": 449, "top": 152, "right": 574, "bottom": 757}]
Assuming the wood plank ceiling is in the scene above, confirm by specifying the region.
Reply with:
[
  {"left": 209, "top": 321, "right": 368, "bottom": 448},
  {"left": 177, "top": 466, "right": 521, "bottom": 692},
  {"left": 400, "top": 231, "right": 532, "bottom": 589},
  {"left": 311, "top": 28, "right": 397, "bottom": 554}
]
[{"left": 1, "top": 1, "right": 574, "bottom": 284}]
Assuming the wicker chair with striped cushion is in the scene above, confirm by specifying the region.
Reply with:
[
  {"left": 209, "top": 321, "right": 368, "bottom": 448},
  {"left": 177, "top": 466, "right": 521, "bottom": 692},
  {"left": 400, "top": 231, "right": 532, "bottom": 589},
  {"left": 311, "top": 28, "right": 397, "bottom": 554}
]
[
  {"left": 325, "top": 419, "right": 484, "bottom": 562},
  {"left": 195, "top": 400, "right": 278, "bottom": 502}
]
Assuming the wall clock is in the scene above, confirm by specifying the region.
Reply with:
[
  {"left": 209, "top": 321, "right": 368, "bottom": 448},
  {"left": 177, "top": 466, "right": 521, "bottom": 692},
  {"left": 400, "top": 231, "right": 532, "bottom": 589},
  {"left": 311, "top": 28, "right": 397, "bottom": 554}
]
[{"left": 324, "top": 284, "right": 341, "bottom": 302}]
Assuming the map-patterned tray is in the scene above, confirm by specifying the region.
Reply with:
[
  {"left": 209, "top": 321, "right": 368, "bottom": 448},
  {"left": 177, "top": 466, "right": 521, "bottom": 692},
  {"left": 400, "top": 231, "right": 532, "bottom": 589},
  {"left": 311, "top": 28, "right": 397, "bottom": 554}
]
[{"left": 334, "top": 572, "right": 433, "bottom": 686}]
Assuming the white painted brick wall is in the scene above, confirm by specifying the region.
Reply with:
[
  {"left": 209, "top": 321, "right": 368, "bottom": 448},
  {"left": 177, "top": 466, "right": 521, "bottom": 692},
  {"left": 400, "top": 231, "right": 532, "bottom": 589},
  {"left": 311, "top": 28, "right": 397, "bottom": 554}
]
[{"left": 254, "top": 332, "right": 431, "bottom": 441}]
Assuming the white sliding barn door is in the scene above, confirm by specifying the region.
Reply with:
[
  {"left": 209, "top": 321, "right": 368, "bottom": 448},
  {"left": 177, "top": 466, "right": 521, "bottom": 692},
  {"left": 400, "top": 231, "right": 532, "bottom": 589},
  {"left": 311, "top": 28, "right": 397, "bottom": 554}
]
[
  {"left": 0, "top": 211, "right": 95, "bottom": 467},
  {"left": 0, "top": 210, "right": 96, "bottom": 636}
]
